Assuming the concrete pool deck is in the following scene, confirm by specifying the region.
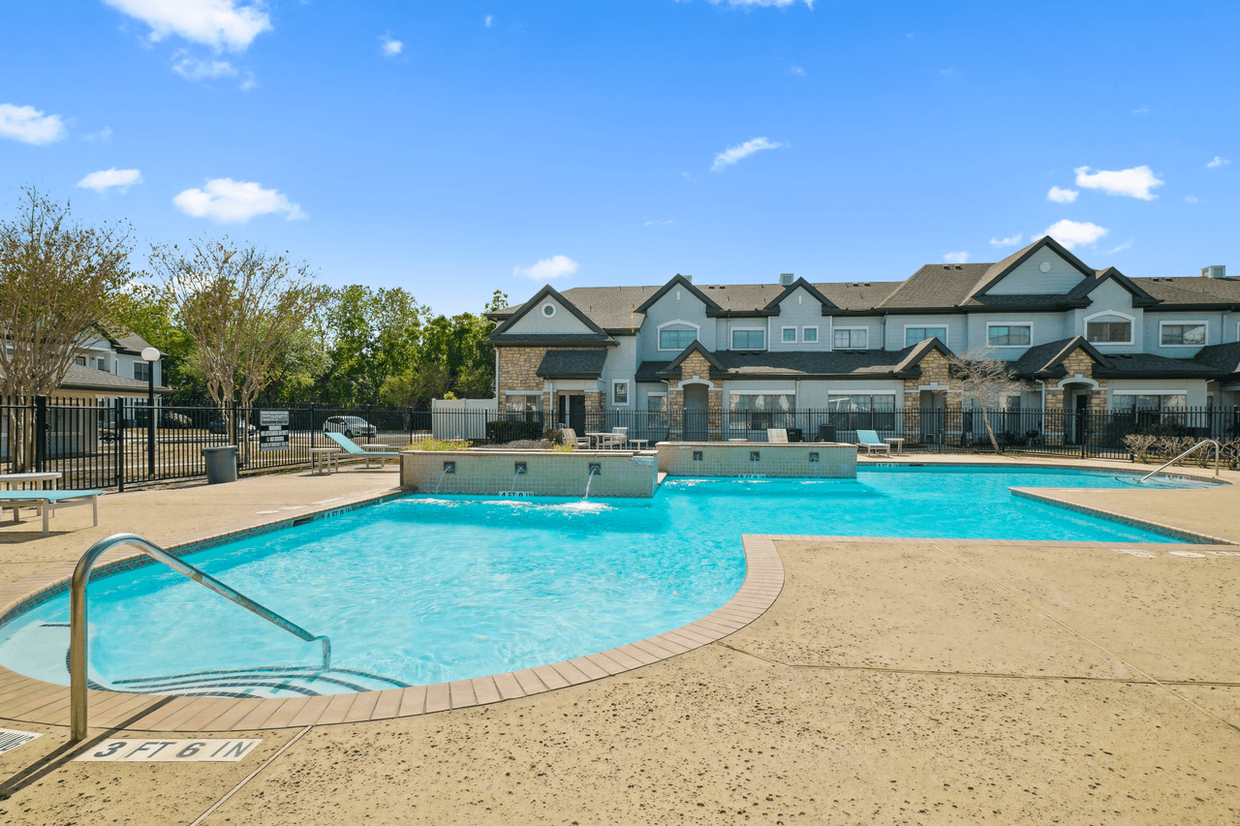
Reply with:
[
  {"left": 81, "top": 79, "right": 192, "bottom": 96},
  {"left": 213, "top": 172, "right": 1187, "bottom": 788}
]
[{"left": 0, "top": 456, "right": 1236, "bottom": 824}]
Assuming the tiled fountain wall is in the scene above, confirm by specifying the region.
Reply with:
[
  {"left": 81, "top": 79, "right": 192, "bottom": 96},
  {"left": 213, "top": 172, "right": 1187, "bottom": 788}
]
[
  {"left": 401, "top": 450, "right": 660, "bottom": 498},
  {"left": 657, "top": 442, "right": 857, "bottom": 479}
]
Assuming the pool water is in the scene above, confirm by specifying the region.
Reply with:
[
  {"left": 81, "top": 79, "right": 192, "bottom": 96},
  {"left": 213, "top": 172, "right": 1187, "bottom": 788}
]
[{"left": 0, "top": 468, "right": 1204, "bottom": 696}]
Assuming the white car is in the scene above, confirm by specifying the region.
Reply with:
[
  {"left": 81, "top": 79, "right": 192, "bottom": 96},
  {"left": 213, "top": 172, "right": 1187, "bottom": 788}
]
[{"left": 322, "top": 415, "right": 377, "bottom": 438}]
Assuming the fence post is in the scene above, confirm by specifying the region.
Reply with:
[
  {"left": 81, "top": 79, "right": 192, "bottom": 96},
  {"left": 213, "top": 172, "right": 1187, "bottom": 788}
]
[
  {"left": 937, "top": 409, "right": 943, "bottom": 455},
  {"left": 114, "top": 397, "right": 125, "bottom": 492},
  {"left": 33, "top": 395, "right": 47, "bottom": 472},
  {"left": 310, "top": 402, "right": 316, "bottom": 450},
  {"left": 1081, "top": 413, "right": 1088, "bottom": 460}
]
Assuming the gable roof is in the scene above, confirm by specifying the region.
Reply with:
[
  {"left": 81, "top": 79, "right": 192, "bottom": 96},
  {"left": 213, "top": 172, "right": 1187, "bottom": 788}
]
[
  {"left": 663, "top": 340, "right": 727, "bottom": 375},
  {"left": 1190, "top": 341, "right": 1240, "bottom": 378},
  {"left": 762, "top": 277, "right": 841, "bottom": 313},
  {"left": 1011, "top": 336, "right": 1113, "bottom": 377},
  {"left": 635, "top": 274, "right": 723, "bottom": 315},
  {"left": 489, "top": 284, "right": 608, "bottom": 338},
  {"left": 965, "top": 236, "right": 1096, "bottom": 300},
  {"left": 1065, "top": 267, "right": 1158, "bottom": 306},
  {"left": 535, "top": 349, "right": 608, "bottom": 379}
]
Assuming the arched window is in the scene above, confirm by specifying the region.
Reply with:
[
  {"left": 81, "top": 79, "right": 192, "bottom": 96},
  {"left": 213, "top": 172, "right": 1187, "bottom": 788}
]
[{"left": 1084, "top": 311, "right": 1134, "bottom": 345}]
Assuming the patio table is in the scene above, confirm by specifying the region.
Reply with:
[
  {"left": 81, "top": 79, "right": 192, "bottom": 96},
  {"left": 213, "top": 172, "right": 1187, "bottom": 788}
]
[
  {"left": 0, "top": 472, "right": 61, "bottom": 490},
  {"left": 309, "top": 448, "right": 341, "bottom": 475}
]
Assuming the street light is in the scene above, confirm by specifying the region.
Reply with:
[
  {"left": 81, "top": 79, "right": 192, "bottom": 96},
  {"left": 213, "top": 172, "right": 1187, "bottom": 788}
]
[{"left": 141, "top": 347, "right": 159, "bottom": 476}]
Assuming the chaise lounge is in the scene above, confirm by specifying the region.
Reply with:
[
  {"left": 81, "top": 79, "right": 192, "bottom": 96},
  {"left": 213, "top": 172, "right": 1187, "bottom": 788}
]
[
  {"left": 0, "top": 490, "right": 101, "bottom": 537},
  {"left": 323, "top": 432, "right": 399, "bottom": 470},
  {"left": 855, "top": 429, "right": 891, "bottom": 455}
]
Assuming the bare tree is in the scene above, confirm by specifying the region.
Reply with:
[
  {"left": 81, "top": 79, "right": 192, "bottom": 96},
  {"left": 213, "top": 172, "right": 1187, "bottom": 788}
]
[
  {"left": 947, "top": 350, "right": 1027, "bottom": 452},
  {"left": 0, "top": 188, "right": 133, "bottom": 467},
  {"left": 150, "top": 239, "right": 329, "bottom": 462}
]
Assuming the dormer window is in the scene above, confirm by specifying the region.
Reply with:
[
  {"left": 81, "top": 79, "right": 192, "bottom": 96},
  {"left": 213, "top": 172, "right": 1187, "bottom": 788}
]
[
  {"left": 1085, "top": 312, "right": 1133, "bottom": 345},
  {"left": 658, "top": 322, "right": 698, "bottom": 351}
]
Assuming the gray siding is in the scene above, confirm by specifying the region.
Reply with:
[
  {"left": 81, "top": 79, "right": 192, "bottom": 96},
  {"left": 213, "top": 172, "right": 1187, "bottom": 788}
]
[
  {"left": 504, "top": 296, "right": 595, "bottom": 335},
  {"left": 986, "top": 247, "right": 1087, "bottom": 295}
]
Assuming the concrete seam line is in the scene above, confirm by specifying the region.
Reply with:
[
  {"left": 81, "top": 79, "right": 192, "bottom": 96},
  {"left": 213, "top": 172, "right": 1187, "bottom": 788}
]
[
  {"left": 929, "top": 542, "right": 1240, "bottom": 737},
  {"left": 189, "top": 725, "right": 313, "bottom": 826}
]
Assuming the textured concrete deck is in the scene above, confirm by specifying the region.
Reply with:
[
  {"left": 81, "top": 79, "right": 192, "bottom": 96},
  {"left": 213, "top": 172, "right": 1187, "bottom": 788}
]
[{"left": 0, "top": 456, "right": 1236, "bottom": 824}]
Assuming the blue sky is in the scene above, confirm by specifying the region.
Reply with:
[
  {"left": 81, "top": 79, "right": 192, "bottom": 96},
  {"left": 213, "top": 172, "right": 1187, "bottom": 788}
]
[{"left": 2, "top": 1, "right": 1236, "bottom": 315}]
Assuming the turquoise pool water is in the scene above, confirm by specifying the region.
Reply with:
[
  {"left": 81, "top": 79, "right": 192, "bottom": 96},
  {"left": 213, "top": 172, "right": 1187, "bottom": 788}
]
[{"left": 0, "top": 468, "right": 1204, "bottom": 696}]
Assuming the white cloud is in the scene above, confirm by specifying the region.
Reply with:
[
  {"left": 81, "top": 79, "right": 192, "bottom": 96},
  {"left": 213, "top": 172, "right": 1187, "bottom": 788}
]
[
  {"left": 1133, "top": 106, "right": 1149, "bottom": 115},
  {"left": 485, "top": 15, "right": 493, "bottom": 27},
  {"left": 789, "top": 66, "right": 805, "bottom": 76},
  {"left": 1207, "top": 156, "right": 1230, "bottom": 169},
  {"left": 643, "top": 219, "right": 674, "bottom": 226},
  {"left": 239, "top": 71, "right": 256, "bottom": 91},
  {"left": 380, "top": 34, "right": 403, "bottom": 56},
  {"left": 1047, "top": 186, "right": 1078, "bottom": 203},
  {"left": 173, "top": 178, "right": 306, "bottom": 223},
  {"left": 76, "top": 168, "right": 142, "bottom": 194},
  {"left": 0, "top": 103, "right": 66, "bottom": 145},
  {"left": 708, "top": 0, "right": 814, "bottom": 7},
  {"left": 1074, "top": 165, "right": 1164, "bottom": 200},
  {"left": 513, "top": 255, "right": 579, "bottom": 281},
  {"left": 711, "top": 137, "right": 783, "bottom": 172},
  {"left": 1105, "top": 239, "right": 1133, "bottom": 255},
  {"left": 84, "top": 126, "right": 113, "bottom": 142},
  {"left": 989, "top": 234, "right": 1023, "bottom": 248},
  {"left": 1186, "top": 195, "right": 1199, "bottom": 204},
  {"left": 942, "top": 251, "right": 969, "bottom": 264},
  {"left": 172, "top": 54, "right": 238, "bottom": 80},
  {"left": 103, "top": 0, "right": 271, "bottom": 51},
  {"left": 1043, "top": 219, "right": 1108, "bottom": 250}
]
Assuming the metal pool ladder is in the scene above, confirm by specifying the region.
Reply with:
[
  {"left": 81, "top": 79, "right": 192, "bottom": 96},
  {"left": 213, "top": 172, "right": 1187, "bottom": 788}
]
[
  {"left": 1139, "top": 439, "right": 1221, "bottom": 483},
  {"left": 70, "top": 532, "right": 331, "bottom": 741}
]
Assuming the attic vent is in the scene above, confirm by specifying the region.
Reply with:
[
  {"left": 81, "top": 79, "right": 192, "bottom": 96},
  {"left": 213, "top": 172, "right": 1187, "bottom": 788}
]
[
  {"left": 780, "top": 273, "right": 794, "bottom": 286},
  {"left": 1201, "top": 265, "right": 1226, "bottom": 279}
]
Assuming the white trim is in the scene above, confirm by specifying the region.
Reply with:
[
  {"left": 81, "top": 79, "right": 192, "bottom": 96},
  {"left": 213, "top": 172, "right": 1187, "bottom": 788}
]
[
  {"left": 1054, "top": 374, "right": 1099, "bottom": 390},
  {"left": 676, "top": 377, "right": 716, "bottom": 390},
  {"left": 801, "top": 325, "right": 819, "bottom": 343},
  {"left": 610, "top": 379, "right": 631, "bottom": 407},
  {"left": 540, "top": 302, "right": 557, "bottom": 318},
  {"left": 1158, "top": 319, "right": 1208, "bottom": 348},
  {"left": 1110, "top": 388, "right": 1193, "bottom": 395},
  {"left": 656, "top": 319, "right": 701, "bottom": 352},
  {"left": 780, "top": 325, "right": 798, "bottom": 343},
  {"left": 985, "top": 321, "right": 1033, "bottom": 348},
  {"left": 1083, "top": 309, "right": 1135, "bottom": 346},
  {"left": 831, "top": 326, "right": 868, "bottom": 350},
  {"left": 730, "top": 326, "right": 766, "bottom": 351},
  {"left": 902, "top": 324, "right": 949, "bottom": 348}
]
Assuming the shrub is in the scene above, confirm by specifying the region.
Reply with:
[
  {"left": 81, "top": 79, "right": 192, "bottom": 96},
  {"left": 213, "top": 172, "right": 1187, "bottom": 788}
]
[
  {"left": 1122, "top": 434, "right": 1156, "bottom": 462},
  {"left": 406, "top": 437, "right": 467, "bottom": 451},
  {"left": 485, "top": 420, "right": 544, "bottom": 443}
]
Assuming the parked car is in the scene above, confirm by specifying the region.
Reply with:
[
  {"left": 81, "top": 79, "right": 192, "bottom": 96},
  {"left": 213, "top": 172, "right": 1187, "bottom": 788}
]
[
  {"left": 208, "top": 418, "right": 258, "bottom": 436},
  {"left": 323, "top": 416, "right": 377, "bottom": 438},
  {"left": 163, "top": 412, "right": 193, "bottom": 429}
]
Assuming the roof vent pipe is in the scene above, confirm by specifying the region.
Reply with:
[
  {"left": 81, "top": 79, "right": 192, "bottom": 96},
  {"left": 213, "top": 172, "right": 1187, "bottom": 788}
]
[
  {"left": 1201, "top": 265, "right": 1226, "bottom": 279},
  {"left": 780, "top": 273, "right": 794, "bottom": 286},
  {"left": 683, "top": 274, "right": 692, "bottom": 283}
]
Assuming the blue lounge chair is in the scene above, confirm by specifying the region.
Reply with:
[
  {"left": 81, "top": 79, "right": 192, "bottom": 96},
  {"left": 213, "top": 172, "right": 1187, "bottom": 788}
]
[
  {"left": 0, "top": 490, "right": 101, "bottom": 537},
  {"left": 855, "top": 430, "right": 891, "bottom": 455},
  {"left": 323, "top": 432, "right": 398, "bottom": 470}
]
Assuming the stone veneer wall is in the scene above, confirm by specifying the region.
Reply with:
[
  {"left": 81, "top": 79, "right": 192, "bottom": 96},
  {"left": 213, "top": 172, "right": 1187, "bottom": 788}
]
[
  {"left": 402, "top": 450, "right": 658, "bottom": 498},
  {"left": 657, "top": 442, "right": 856, "bottom": 479},
  {"left": 669, "top": 352, "right": 723, "bottom": 439},
  {"left": 902, "top": 350, "right": 953, "bottom": 444}
]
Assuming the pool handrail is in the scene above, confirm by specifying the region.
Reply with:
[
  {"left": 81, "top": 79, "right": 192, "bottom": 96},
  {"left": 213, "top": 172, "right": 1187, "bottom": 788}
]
[
  {"left": 69, "top": 532, "right": 331, "bottom": 741},
  {"left": 1138, "top": 439, "right": 1220, "bottom": 483}
]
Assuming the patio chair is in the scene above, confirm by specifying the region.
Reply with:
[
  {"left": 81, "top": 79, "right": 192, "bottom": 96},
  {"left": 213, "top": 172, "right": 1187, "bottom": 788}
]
[
  {"left": 766, "top": 428, "right": 789, "bottom": 443},
  {"left": 0, "top": 489, "right": 101, "bottom": 537},
  {"left": 610, "top": 426, "right": 629, "bottom": 449},
  {"left": 560, "top": 428, "right": 590, "bottom": 448},
  {"left": 323, "top": 431, "right": 398, "bottom": 469},
  {"left": 855, "top": 429, "right": 891, "bottom": 455}
]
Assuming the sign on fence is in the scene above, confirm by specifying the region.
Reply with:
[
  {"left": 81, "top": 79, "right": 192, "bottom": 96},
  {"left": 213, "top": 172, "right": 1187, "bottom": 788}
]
[{"left": 259, "top": 410, "right": 289, "bottom": 452}]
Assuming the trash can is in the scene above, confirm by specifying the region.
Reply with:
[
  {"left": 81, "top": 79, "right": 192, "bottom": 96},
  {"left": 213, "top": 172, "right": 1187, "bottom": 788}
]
[{"left": 202, "top": 445, "right": 239, "bottom": 484}]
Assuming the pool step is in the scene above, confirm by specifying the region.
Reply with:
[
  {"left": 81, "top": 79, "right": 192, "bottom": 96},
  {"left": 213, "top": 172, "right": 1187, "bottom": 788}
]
[{"left": 106, "top": 666, "right": 409, "bottom": 698}]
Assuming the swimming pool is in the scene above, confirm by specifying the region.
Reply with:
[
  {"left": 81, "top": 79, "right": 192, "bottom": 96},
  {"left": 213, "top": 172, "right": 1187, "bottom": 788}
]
[{"left": 0, "top": 467, "right": 1209, "bottom": 697}]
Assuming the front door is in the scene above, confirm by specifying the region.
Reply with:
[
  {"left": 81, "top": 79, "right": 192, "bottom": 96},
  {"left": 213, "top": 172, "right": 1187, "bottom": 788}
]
[
  {"left": 683, "top": 384, "right": 709, "bottom": 441},
  {"left": 558, "top": 394, "right": 586, "bottom": 435}
]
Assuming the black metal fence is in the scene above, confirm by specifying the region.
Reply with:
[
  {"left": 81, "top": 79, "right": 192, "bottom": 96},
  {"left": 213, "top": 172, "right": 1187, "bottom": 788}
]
[{"left": 4, "top": 397, "right": 1237, "bottom": 491}]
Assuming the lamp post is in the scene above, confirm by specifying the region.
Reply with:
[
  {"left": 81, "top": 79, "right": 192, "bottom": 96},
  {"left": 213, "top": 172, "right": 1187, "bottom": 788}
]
[{"left": 141, "top": 347, "right": 159, "bottom": 476}]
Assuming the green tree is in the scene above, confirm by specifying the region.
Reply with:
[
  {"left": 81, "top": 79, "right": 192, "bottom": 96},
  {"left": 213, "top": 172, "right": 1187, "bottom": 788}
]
[{"left": 321, "top": 286, "right": 430, "bottom": 405}]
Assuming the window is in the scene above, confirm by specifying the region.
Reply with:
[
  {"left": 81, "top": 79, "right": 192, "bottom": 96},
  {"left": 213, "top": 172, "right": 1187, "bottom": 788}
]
[
  {"left": 905, "top": 326, "right": 947, "bottom": 347},
  {"left": 540, "top": 303, "right": 556, "bottom": 318},
  {"left": 727, "top": 393, "right": 795, "bottom": 432},
  {"left": 987, "top": 324, "right": 1031, "bottom": 347},
  {"left": 827, "top": 394, "right": 896, "bottom": 430},
  {"left": 97, "top": 358, "right": 109, "bottom": 372},
  {"left": 1160, "top": 322, "right": 1206, "bottom": 347},
  {"left": 782, "top": 327, "right": 797, "bottom": 343},
  {"left": 731, "top": 329, "right": 765, "bottom": 350},
  {"left": 802, "top": 326, "right": 818, "bottom": 343},
  {"left": 74, "top": 356, "right": 87, "bottom": 366},
  {"left": 1086, "top": 316, "right": 1133, "bottom": 344},
  {"left": 134, "top": 361, "right": 151, "bottom": 382},
  {"left": 833, "top": 328, "right": 867, "bottom": 349},
  {"left": 647, "top": 393, "right": 668, "bottom": 427},
  {"left": 659, "top": 319, "right": 699, "bottom": 349},
  {"left": 505, "top": 393, "right": 542, "bottom": 415},
  {"left": 612, "top": 380, "right": 629, "bottom": 406}
]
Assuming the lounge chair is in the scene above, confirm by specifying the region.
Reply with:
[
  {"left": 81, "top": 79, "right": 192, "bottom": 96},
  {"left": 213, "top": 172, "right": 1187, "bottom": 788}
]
[
  {"left": 766, "top": 428, "right": 788, "bottom": 443},
  {"left": 609, "top": 427, "right": 628, "bottom": 449},
  {"left": 855, "top": 429, "right": 891, "bottom": 455},
  {"left": 323, "top": 432, "right": 398, "bottom": 469},
  {"left": 560, "top": 428, "right": 590, "bottom": 448},
  {"left": 0, "top": 490, "right": 101, "bottom": 537}
]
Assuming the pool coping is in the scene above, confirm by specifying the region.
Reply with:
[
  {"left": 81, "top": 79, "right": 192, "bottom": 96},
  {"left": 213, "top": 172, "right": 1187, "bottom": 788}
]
[{"left": 0, "top": 461, "right": 1229, "bottom": 733}]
